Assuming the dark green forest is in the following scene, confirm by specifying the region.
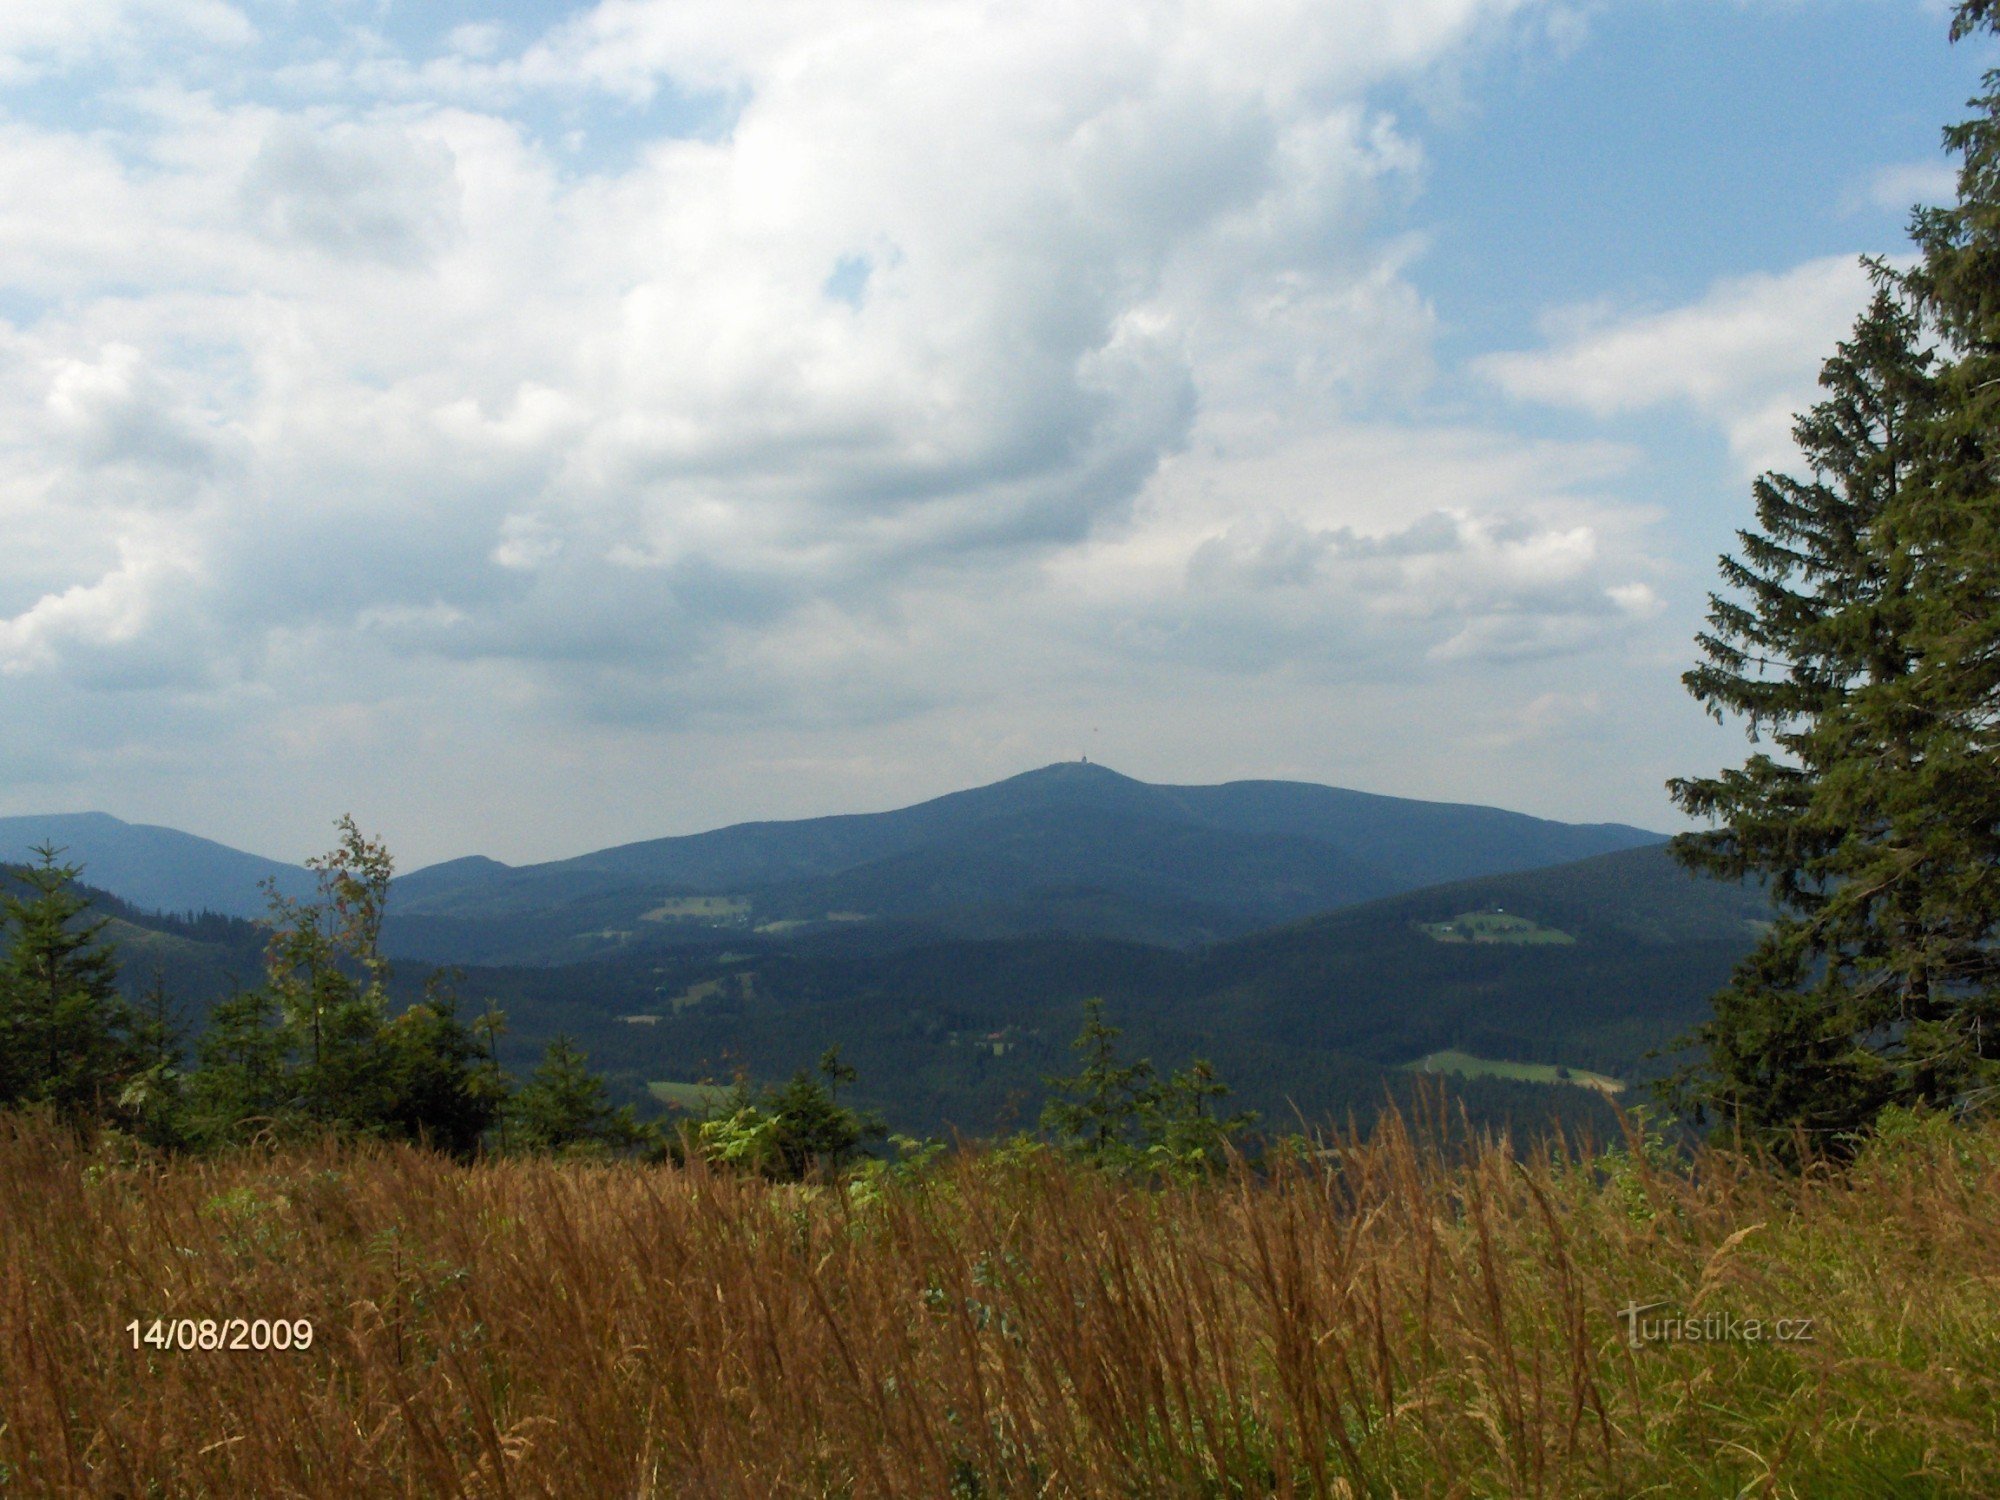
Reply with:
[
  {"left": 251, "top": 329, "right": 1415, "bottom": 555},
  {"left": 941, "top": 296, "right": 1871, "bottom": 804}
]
[{"left": 5, "top": 826, "right": 1766, "bottom": 1155}]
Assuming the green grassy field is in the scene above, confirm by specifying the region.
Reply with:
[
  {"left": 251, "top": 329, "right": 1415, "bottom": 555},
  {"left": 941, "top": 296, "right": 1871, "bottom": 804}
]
[
  {"left": 646, "top": 1080, "right": 735, "bottom": 1111},
  {"left": 1417, "top": 910, "right": 1576, "bottom": 945},
  {"left": 654, "top": 973, "right": 756, "bottom": 1014},
  {"left": 1405, "top": 1048, "right": 1623, "bottom": 1093},
  {"left": 640, "top": 895, "right": 749, "bottom": 921}
]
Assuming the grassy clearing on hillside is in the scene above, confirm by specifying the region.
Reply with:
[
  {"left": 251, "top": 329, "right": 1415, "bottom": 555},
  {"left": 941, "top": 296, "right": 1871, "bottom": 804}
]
[
  {"left": 1418, "top": 910, "right": 1576, "bottom": 945},
  {"left": 3, "top": 1107, "right": 1998, "bottom": 1496},
  {"left": 654, "top": 973, "right": 754, "bottom": 1015},
  {"left": 646, "top": 1080, "right": 735, "bottom": 1111},
  {"left": 640, "top": 896, "right": 750, "bottom": 922},
  {"left": 1407, "top": 1048, "right": 1625, "bottom": 1094}
]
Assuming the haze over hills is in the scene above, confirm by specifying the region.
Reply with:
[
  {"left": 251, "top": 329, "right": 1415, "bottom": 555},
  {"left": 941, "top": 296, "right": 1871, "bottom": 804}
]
[
  {"left": 381, "top": 762, "right": 1665, "bottom": 964},
  {"left": 6, "top": 760, "right": 1710, "bottom": 1132}
]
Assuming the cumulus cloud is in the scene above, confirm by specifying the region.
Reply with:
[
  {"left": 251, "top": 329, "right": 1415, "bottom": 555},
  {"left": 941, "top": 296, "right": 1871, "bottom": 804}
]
[
  {"left": 0, "top": 0, "right": 1716, "bottom": 856},
  {"left": 1042, "top": 419, "right": 1659, "bottom": 681},
  {"left": 1476, "top": 256, "right": 1881, "bottom": 476},
  {"left": 240, "top": 122, "right": 463, "bottom": 266},
  {"left": 0, "top": 0, "right": 1557, "bottom": 690}
]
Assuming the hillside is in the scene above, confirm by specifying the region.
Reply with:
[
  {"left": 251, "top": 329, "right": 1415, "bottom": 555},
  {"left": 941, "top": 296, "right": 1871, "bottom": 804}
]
[
  {"left": 1167, "top": 843, "right": 1769, "bottom": 1080},
  {"left": 442, "top": 843, "right": 1763, "bottom": 1135},
  {"left": 46, "top": 839, "right": 1762, "bottom": 1138},
  {"left": 0, "top": 866, "right": 270, "bottom": 1045},
  {"left": 381, "top": 762, "right": 1663, "bottom": 962},
  {"left": 0, "top": 813, "right": 314, "bottom": 918}
]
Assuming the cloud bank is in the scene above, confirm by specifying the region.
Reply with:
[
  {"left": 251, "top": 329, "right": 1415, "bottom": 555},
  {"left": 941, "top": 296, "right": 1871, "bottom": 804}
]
[{"left": 0, "top": 0, "right": 1883, "bottom": 859}]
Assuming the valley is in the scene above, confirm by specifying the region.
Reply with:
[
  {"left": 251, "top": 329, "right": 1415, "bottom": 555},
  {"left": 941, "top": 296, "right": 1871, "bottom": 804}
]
[{"left": 6, "top": 765, "right": 1765, "bottom": 1140}]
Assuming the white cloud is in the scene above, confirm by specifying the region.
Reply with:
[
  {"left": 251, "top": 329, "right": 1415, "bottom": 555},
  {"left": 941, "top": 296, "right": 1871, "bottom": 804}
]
[
  {"left": 1040, "top": 420, "right": 1659, "bottom": 679},
  {"left": 240, "top": 121, "right": 463, "bottom": 266},
  {"left": 1476, "top": 255, "right": 1881, "bottom": 476},
  {"left": 0, "top": 0, "right": 252, "bottom": 84},
  {"left": 0, "top": 0, "right": 1554, "bottom": 688},
  {"left": 1852, "top": 158, "right": 1956, "bottom": 216},
  {"left": 0, "top": 0, "right": 1718, "bottom": 857}
]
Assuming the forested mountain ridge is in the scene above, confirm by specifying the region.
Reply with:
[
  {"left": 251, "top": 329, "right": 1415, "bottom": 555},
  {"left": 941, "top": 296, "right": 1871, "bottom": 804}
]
[
  {"left": 2, "top": 766, "right": 1662, "bottom": 965},
  {"left": 0, "top": 813, "right": 317, "bottom": 919},
  {"left": 422, "top": 842, "right": 1761, "bottom": 1136},
  {"left": 380, "top": 762, "right": 1664, "bottom": 962},
  {"left": 0, "top": 768, "right": 1664, "bottom": 968},
  {"left": 29, "top": 838, "right": 1761, "bottom": 1138}
]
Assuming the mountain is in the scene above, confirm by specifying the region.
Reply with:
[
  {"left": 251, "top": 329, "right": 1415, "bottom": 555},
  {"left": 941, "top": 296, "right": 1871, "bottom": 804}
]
[
  {"left": 2, "top": 766, "right": 1662, "bottom": 954},
  {"left": 0, "top": 812, "right": 315, "bottom": 918},
  {"left": 384, "top": 762, "right": 1664, "bottom": 962},
  {"left": 390, "top": 854, "right": 514, "bottom": 904}
]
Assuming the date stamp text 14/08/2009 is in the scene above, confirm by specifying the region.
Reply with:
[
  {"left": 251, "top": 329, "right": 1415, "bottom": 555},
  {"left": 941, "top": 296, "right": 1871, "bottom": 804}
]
[{"left": 128, "top": 1318, "right": 314, "bottom": 1352}]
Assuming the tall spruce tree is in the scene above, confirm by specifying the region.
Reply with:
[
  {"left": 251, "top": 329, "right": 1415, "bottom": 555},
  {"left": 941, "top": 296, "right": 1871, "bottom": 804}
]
[
  {"left": 1892, "top": 0, "right": 2000, "bottom": 1100},
  {"left": 0, "top": 848, "right": 143, "bottom": 1124},
  {"left": 1667, "top": 285, "right": 1945, "bottom": 1142},
  {"left": 1669, "top": 6, "right": 2000, "bottom": 1147}
]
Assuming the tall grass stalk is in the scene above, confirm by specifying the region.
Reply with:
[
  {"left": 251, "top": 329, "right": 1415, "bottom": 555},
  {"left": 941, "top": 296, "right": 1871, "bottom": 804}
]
[{"left": 2, "top": 1105, "right": 1996, "bottom": 1496}]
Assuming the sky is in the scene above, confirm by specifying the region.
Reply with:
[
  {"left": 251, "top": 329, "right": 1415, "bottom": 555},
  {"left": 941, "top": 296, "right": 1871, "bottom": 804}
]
[{"left": 0, "top": 0, "right": 1988, "bottom": 868}]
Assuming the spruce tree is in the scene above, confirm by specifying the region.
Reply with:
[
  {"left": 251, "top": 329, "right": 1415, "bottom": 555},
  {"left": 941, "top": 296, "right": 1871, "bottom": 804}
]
[
  {"left": 118, "top": 971, "right": 188, "bottom": 1148},
  {"left": 1890, "top": 1, "right": 2000, "bottom": 1103},
  {"left": 0, "top": 849, "right": 143, "bottom": 1125},
  {"left": 1669, "top": 6, "right": 2000, "bottom": 1147},
  {"left": 1040, "top": 998, "right": 1158, "bottom": 1159},
  {"left": 509, "top": 1037, "right": 645, "bottom": 1156},
  {"left": 377, "top": 974, "right": 507, "bottom": 1158},
  {"left": 185, "top": 985, "right": 291, "bottom": 1145},
  {"left": 1668, "top": 286, "right": 1946, "bottom": 1143}
]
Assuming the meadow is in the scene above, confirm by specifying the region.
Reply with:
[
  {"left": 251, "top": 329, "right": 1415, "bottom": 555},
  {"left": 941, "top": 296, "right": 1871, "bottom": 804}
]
[
  {"left": 1403, "top": 1051, "right": 1625, "bottom": 1094},
  {"left": 647, "top": 1080, "right": 737, "bottom": 1111},
  {"left": 1415, "top": 913, "right": 1576, "bottom": 946},
  {"left": 2, "top": 1103, "right": 1997, "bottom": 1497}
]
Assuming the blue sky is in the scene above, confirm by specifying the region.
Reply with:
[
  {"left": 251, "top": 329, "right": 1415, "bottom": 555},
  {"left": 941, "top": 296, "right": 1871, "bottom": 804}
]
[
  {"left": 1422, "top": 2, "right": 1980, "bottom": 342},
  {"left": 0, "top": 0, "right": 1983, "bottom": 865}
]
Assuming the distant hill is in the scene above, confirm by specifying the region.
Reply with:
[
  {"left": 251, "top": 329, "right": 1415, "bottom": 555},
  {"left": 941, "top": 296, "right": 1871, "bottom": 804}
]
[
  {"left": 17, "top": 838, "right": 1766, "bottom": 1140},
  {"left": 390, "top": 854, "right": 514, "bottom": 905},
  {"left": 383, "top": 763, "right": 1663, "bottom": 962},
  {"left": 0, "top": 862, "right": 270, "bottom": 1020},
  {"left": 446, "top": 842, "right": 1766, "bottom": 1136},
  {"left": 1167, "top": 842, "right": 1770, "bottom": 1079},
  {"left": 0, "top": 813, "right": 315, "bottom": 918}
]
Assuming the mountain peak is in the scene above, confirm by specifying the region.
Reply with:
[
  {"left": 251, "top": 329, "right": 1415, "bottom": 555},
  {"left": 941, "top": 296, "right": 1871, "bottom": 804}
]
[{"left": 1022, "top": 759, "right": 1134, "bottom": 780}]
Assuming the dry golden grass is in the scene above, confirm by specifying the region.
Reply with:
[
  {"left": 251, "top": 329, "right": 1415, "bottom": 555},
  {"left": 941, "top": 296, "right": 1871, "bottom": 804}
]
[{"left": 3, "top": 1102, "right": 1998, "bottom": 1497}]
